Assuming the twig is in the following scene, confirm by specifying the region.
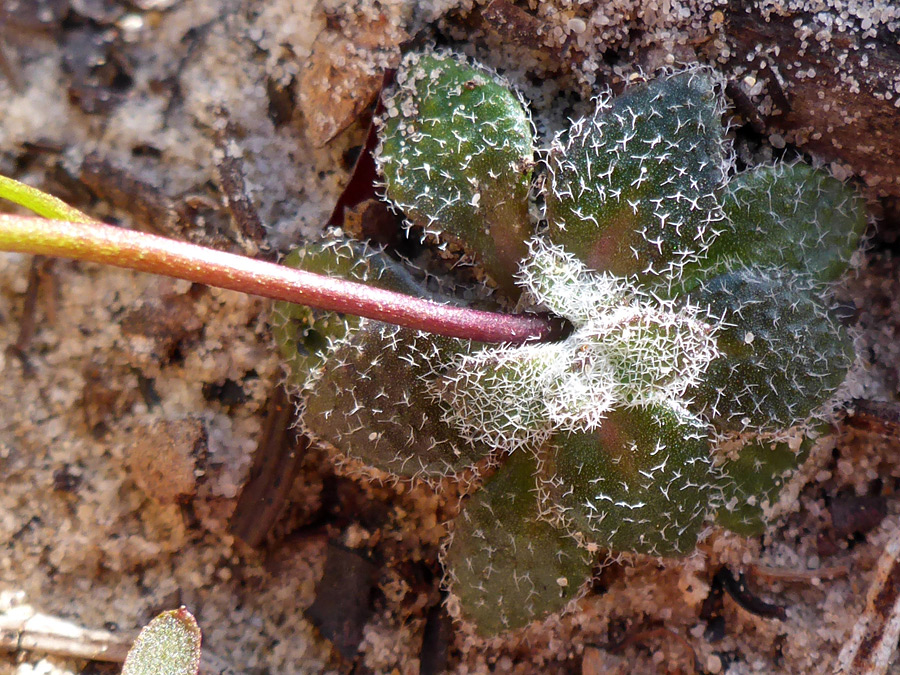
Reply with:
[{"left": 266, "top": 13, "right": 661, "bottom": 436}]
[
  {"left": 845, "top": 399, "right": 900, "bottom": 436},
  {"left": 6, "top": 255, "right": 53, "bottom": 373},
  {"left": 724, "top": 80, "right": 767, "bottom": 134},
  {"left": 750, "top": 563, "right": 850, "bottom": 583},
  {"left": 716, "top": 567, "right": 786, "bottom": 619},
  {"left": 834, "top": 525, "right": 900, "bottom": 675},
  {"left": 0, "top": 42, "right": 22, "bottom": 92},
  {"left": 79, "top": 152, "right": 185, "bottom": 239},
  {"left": 0, "top": 214, "right": 562, "bottom": 344},
  {"left": 0, "top": 609, "right": 131, "bottom": 662},
  {"left": 230, "top": 384, "right": 307, "bottom": 547},
  {"left": 758, "top": 61, "right": 792, "bottom": 115},
  {"left": 212, "top": 110, "right": 268, "bottom": 255}
]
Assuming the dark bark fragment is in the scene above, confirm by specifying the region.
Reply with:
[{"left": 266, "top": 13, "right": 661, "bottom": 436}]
[
  {"left": 721, "top": 3, "right": 900, "bottom": 196},
  {"left": 419, "top": 601, "right": 452, "bottom": 675},
  {"left": 717, "top": 567, "right": 787, "bottom": 620},
  {"left": 212, "top": 113, "right": 268, "bottom": 254},
  {"left": 305, "top": 543, "right": 378, "bottom": 663},
  {"left": 230, "top": 386, "right": 308, "bottom": 548}
]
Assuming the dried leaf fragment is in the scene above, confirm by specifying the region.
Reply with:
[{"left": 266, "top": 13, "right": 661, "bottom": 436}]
[{"left": 299, "top": 15, "right": 406, "bottom": 146}]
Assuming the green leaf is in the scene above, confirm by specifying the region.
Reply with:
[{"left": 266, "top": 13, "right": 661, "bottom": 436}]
[
  {"left": 701, "top": 163, "right": 866, "bottom": 284},
  {"left": 545, "top": 68, "right": 729, "bottom": 289},
  {"left": 715, "top": 429, "right": 821, "bottom": 536},
  {"left": 122, "top": 608, "right": 201, "bottom": 675},
  {"left": 302, "top": 324, "right": 491, "bottom": 480},
  {"left": 686, "top": 268, "right": 854, "bottom": 432},
  {"left": 431, "top": 340, "right": 560, "bottom": 452},
  {"left": 593, "top": 304, "right": 719, "bottom": 406},
  {"left": 377, "top": 49, "right": 535, "bottom": 295},
  {"left": 272, "top": 238, "right": 430, "bottom": 388},
  {"left": 0, "top": 174, "right": 95, "bottom": 223},
  {"left": 544, "top": 402, "right": 721, "bottom": 557},
  {"left": 275, "top": 237, "right": 495, "bottom": 480},
  {"left": 442, "top": 451, "right": 591, "bottom": 635}
]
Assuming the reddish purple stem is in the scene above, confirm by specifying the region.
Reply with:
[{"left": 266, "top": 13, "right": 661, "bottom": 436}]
[{"left": 0, "top": 215, "right": 560, "bottom": 344}]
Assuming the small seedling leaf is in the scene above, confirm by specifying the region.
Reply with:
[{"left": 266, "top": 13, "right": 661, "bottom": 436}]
[{"left": 121, "top": 607, "right": 201, "bottom": 675}]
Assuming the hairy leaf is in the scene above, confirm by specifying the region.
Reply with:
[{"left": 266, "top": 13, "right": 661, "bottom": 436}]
[
  {"left": 545, "top": 68, "right": 729, "bottom": 291},
  {"left": 378, "top": 49, "right": 534, "bottom": 295},
  {"left": 686, "top": 269, "right": 854, "bottom": 432},
  {"left": 544, "top": 402, "right": 721, "bottom": 557},
  {"left": 443, "top": 451, "right": 590, "bottom": 635},
  {"left": 122, "top": 608, "right": 201, "bottom": 675},
  {"left": 710, "top": 163, "right": 866, "bottom": 283}
]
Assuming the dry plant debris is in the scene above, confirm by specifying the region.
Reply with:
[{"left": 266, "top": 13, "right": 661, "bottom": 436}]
[
  {"left": 0, "top": 0, "right": 899, "bottom": 673},
  {"left": 298, "top": 11, "right": 407, "bottom": 147},
  {"left": 835, "top": 525, "right": 900, "bottom": 675}
]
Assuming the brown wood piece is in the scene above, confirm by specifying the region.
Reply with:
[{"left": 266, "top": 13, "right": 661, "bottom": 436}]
[
  {"left": 722, "top": 4, "right": 900, "bottom": 195},
  {"left": 212, "top": 111, "right": 268, "bottom": 255},
  {"left": 230, "top": 385, "right": 307, "bottom": 547},
  {"left": 845, "top": 399, "right": 900, "bottom": 437}
]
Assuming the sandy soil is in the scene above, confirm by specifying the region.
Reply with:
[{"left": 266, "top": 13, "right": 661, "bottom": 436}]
[{"left": 1, "top": 1, "right": 900, "bottom": 673}]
